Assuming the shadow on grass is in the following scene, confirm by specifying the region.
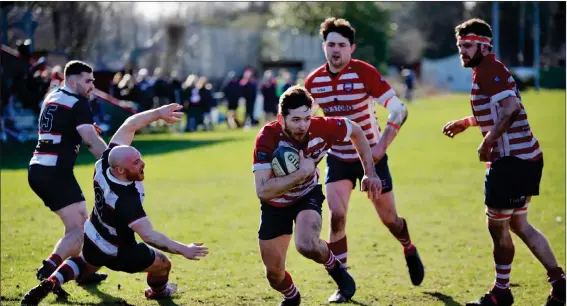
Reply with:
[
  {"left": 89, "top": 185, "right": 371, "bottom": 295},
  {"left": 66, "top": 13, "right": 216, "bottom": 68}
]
[
  {"left": 423, "top": 291, "right": 462, "bottom": 306},
  {"left": 1, "top": 137, "right": 238, "bottom": 170}
]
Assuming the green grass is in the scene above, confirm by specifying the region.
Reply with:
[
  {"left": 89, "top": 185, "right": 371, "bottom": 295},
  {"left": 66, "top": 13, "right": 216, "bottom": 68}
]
[{"left": 1, "top": 90, "right": 565, "bottom": 306}]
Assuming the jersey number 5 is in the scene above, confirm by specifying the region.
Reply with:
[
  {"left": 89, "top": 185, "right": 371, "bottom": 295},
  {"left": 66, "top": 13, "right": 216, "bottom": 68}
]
[{"left": 40, "top": 104, "right": 58, "bottom": 132}]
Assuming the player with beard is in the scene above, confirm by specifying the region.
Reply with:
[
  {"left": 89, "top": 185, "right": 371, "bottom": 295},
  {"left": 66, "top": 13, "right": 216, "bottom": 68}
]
[
  {"left": 442, "top": 18, "right": 565, "bottom": 306},
  {"left": 253, "top": 85, "right": 383, "bottom": 305},
  {"left": 21, "top": 104, "right": 210, "bottom": 305},
  {"left": 304, "top": 18, "right": 424, "bottom": 302},
  {"left": 28, "top": 61, "right": 109, "bottom": 294}
]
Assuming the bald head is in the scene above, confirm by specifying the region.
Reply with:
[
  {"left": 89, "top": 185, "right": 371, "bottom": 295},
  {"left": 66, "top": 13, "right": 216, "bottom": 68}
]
[{"left": 108, "top": 145, "right": 140, "bottom": 168}]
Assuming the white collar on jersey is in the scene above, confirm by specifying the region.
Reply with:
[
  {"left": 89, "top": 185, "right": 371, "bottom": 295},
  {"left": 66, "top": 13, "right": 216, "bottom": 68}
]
[
  {"left": 60, "top": 85, "right": 77, "bottom": 95},
  {"left": 106, "top": 168, "right": 133, "bottom": 186}
]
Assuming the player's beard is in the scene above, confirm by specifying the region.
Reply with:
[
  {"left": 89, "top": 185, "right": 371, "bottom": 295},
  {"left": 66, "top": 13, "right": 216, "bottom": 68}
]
[
  {"left": 125, "top": 168, "right": 144, "bottom": 181},
  {"left": 283, "top": 123, "right": 307, "bottom": 143},
  {"left": 464, "top": 47, "right": 484, "bottom": 68},
  {"left": 76, "top": 83, "right": 92, "bottom": 99},
  {"left": 328, "top": 53, "right": 345, "bottom": 71}
]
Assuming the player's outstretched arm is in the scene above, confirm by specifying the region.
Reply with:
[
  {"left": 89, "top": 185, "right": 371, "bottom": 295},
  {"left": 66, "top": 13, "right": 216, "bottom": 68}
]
[
  {"left": 77, "top": 125, "right": 108, "bottom": 159},
  {"left": 110, "top": 103, "right": 183, "bottom": 146},
  {"left": 254, "top": 151, "right": 314, "bottom": 201},
  {"left": 131, "top": 218, "right": 209, "bottom": 261},
  {"left": 442, "top": 116, "right": 478, "bottom": 138},
  {"left": 373, "top": 96, "right": 408, "bottom": 162}
]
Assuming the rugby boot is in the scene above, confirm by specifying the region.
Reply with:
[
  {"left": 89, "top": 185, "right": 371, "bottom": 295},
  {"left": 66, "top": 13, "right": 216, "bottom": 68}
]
[
  {"left": 404, "top": 245, "right": 425, "bottom": 286},
  {"left": 327, "top": 259, "right": 356, "bottom": 303},
  {"left": 36, "top": 265, "right": 69, "bottom": 299},
  {"left": 545, "top": 295, "right": 566, "bottom": 306},
  {"left": 466, "top": 288, "right": 514, "bottom": 306},
  {"left": 280, "top": 292, "right": 301, "bottom": 306},
  {"left": 21, "top": 279, "right": 56, "bottom": 306},
  {"left": 145, "top": 282, "right": 178, "bottom": 299},
  {"left": 545, "top": 278, "right": 566, "bottom": 306}
]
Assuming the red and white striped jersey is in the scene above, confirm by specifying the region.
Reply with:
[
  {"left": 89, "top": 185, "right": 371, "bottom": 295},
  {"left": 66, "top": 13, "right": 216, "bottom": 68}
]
[
  {"left": 471, "top": 54, "right": 542, "bottom": 162},
  {"left": 304, "top": 59, "right": 396, "bottom": 162},
  {"left": 253, "top": 117, "right": 352, "bottom": 207}
]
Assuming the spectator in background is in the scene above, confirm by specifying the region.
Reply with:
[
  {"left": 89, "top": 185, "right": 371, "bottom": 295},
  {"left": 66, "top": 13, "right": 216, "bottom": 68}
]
[
  {"left": 280, "top": 71, "right": 294, "bottom": 96},
  {"left": 117, "top": 73, "right": 135, "bottom": 101},
  {"left": 169, "top": 71, "right": 182, "bottom": 106},
  {"left": 152, "top": 67, "right": 170, "bottom": 107},
  {"left": 240, "top": 68, "right": 258, "bottom": 127},
  {"left": 260, "top": 70, "right": 278, "bottom": 123},
  {"left": 197, "top": 76, "right": 214, "bottom": 131},
  {"left": 49, "top": 66, "right": 64, "bottom": 93},
  {"left": 275, "top": 68, "right": 288, "bottom": 97},
  {"left": 108, "top": 72, "right": 123, "bottom": 100},
  {"left": 401, "top": 68, "right": 415, "bottom": 102},
  {"left": 182, "top": 74, "right": 199, "bottom": 132},
  {"left": 134, "top": 69, "right": 154, "bottom": 112},
  {"left": 223, "top": 72, "right": 242, "bottom": 129},
  {"left": 295, "top": 70, "right": 306, "bottom": 85}
]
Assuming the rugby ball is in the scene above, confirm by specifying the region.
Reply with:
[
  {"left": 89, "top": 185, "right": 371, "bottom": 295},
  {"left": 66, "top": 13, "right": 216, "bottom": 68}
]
[{"left": 272, "top": 146, "right": 300, "bottom": 177}]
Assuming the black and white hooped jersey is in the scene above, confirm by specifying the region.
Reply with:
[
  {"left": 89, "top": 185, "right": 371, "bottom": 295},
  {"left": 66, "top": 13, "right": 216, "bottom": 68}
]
[
  {"left": 30, "top": 87, "right": 94, "bottom": 169},
  {"left": 84, "top": 143, "right": 147, "bottom": 256}
]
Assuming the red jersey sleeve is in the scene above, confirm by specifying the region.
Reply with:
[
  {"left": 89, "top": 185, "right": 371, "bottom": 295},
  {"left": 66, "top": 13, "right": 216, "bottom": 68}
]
[
  {"left": 356, "top": 60, "right": 396, "bottom": 105},
  {"left": 478, "top": 65, "right": 517, "bottom": 104},
  {"left": 320, "top": 117, "right": 352, "bottom": 143},
  {"left": 253, "top": 126, "right": 276, "bottom": 172}
]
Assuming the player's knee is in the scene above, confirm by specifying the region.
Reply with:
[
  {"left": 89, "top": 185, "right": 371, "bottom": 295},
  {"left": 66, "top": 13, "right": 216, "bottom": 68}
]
[
  {"left": 265, "top": 268, "right": 285, "bottom": 285},
  {"left": 157, "top": 252, "right": 172, "bottom": 272},
  {"left": 488, "top": 223, "right": 513, "bottom": 247}
]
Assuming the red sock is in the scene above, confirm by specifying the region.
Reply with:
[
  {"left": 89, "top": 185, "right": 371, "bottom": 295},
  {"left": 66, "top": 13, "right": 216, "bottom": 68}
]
[
  {"left": 147, "top": 273, "right": 169, "bottom": 293},
  {"left": 47, "top": 257, "right": 83, "bottom": 286},
  {"left": 274, "top": 271, "right": 299, "bottom": 300},
  {"left": 328, "top": 236, "right": 347, "bottom": 265},
  {"left": 389, "top": 217, "right": 414, "bottom": 253},
  {"left": 323, "top": 249, "right": 337, "bottom": 271}
]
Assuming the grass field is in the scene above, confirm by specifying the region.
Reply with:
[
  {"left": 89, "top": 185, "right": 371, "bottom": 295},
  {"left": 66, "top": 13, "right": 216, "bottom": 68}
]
[{"left": 1, "top": 90, "right": 565, "bottom": 306}]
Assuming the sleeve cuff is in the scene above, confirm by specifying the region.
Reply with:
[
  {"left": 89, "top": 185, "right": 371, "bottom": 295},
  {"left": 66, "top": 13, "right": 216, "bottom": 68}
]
[{"left": 490, "top": 90, "right": 517, "bottom": 104}]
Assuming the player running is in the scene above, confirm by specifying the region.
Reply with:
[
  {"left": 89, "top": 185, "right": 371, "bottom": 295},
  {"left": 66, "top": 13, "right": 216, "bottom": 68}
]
[
  {"left": 442, "top": 18, "right": 566, "bottom": 306},
  {"left": 304, "top": 18, "right": 425, "bottom": 298},
  {"left": 28, "top": 60, "right": 108, "bottom": 292},
  {"left": 253, "top": 85, "right": 382, "bottom": 305},
  {"left": 21, "top": 104, "right": 209, "bottom": 305}
]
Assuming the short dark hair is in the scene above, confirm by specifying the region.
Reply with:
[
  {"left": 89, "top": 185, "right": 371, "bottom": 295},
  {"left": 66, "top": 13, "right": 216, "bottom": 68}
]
[
  {"left": 64, "top": 60, "right": 93, "bottom": 77},
  {"left": 455, "top": 18, "right": 493, "bottom": 40},
  {"left": 278, "top": 85, "right": 313, "bottom": 117},
  {"left": 320, "top": 17, "right": 355, "bottom": 45}
]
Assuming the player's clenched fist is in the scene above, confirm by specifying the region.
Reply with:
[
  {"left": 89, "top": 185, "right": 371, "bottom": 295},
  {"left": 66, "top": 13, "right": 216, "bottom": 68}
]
[
  {"left": 298, "top": 150, "right": 316, "bottom": 178},
  {"left": 442, "top": 119, "right": 468, "bottom": 138},
  {"left": 181, "top": 242, "right": 209, "bottom": 260}
]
